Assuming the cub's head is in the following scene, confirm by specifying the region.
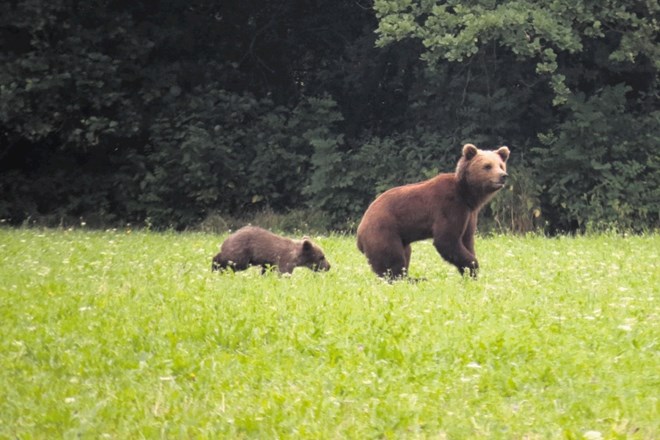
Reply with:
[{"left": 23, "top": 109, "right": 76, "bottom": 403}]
[
  {"left": 456, "top": 143, "right": 510, "bottom": 194},
  {"left": 299, "top": 238, "right": 331, "bottom": 272}
]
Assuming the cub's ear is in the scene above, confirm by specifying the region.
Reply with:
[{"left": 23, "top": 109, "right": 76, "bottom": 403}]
[
  {"left": 496, "top": 146, "right": 510, "bottom": 162},
  {"left": 462, "top": 143, "right": 478, "bottom": 160},
  {"left": 302, "top": 239, "right": 313, "bottom": 252}
]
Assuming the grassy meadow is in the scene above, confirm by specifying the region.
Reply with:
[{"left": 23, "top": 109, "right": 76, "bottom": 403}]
[{"left": 0, "top": 227, "right": 658, "bottom": 439}]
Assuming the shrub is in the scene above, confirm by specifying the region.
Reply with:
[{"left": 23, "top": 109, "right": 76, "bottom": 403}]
[
  {"left": 487, "top": 167, "right": 543, "bottom": 234},
  {"left": 534, "top": 85, "right": 660, "bottom": 233},
  {"left": 138, "top": 88, "right": 330, "bottom": 229}
]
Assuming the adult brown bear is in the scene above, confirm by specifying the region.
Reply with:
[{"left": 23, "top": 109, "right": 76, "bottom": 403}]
[{"left": 356, "top": 143, "right": 510, "bottom": 279}]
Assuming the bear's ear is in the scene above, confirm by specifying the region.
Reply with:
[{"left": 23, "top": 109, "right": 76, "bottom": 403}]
[
  {"left": 496, "top": 146, "right": 510, "bottom": 162},
  {"left": 462, "top": 143, "right": 478, "bottom": 161},
  {"left": 302, "top": 239, "right": 313, "bottom": 253}
]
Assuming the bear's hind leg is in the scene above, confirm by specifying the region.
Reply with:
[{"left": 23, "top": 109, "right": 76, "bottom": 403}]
[{"left": 365, "top": 241, "right": 408, "bottom": 280}]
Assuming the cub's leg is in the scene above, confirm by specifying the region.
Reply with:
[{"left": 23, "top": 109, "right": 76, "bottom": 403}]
[
  {"left": 211, "top": 253, "right": 228, "bottom": 271},
  {"left": 211, "top": 252, "right": 248, "bottom": 272}
]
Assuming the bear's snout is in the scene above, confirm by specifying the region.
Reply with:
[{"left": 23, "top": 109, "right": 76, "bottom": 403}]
[{"left": 491, "top": 172, "right": 508, "bottom": 189}]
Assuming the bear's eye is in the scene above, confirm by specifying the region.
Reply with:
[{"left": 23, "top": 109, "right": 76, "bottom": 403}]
[{"left": 484, "top": 164, "right": 492, "bottom": 170}]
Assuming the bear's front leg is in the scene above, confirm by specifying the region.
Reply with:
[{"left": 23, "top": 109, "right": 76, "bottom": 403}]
[
  {"left": 433, "top": 236, "right": 478, "bottom": 278},
  {"left": 458, "top": 259, "right": 479, "bottom": 278}
]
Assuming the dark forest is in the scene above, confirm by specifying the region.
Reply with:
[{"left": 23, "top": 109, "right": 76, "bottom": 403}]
[{"left": 1, "top": 0, "right": 658, "bottom": 232}]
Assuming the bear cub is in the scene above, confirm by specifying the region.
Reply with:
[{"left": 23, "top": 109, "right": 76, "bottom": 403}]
[
  {"left": 212, "top": 226, "right": 331, "bottom": 274},
  {"left": 357, "top": 143, "right": 510, "bottom": 279}
]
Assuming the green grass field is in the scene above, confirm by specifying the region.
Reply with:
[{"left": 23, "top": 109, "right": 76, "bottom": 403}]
[{"left": 1, "top": 228, "right": 658, "bottom": 439}]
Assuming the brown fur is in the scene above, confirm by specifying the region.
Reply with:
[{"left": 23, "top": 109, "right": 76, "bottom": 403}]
[
  {"left": 356, "top": 144, "right": 510, "bottom": 279},
  {"left": 212, "top": 226, "right": 331, "bottom": 274}
]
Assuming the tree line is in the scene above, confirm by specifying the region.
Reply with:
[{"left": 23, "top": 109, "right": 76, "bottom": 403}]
[{"left": 1, "top": 0, "right": 658, "bottom": 232}]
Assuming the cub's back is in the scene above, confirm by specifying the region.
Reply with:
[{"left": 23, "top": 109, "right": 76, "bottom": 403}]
[{"left": 222, "top": 226, "right": 293, "bottom": 261}]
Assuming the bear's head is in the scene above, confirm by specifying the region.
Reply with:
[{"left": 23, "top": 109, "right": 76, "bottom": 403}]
[
  {"left": 456, "top": 143, "right": 510, "bottom": 197},
  {"left": 299, "top": 238, "right": 331, "bottom": 271}
]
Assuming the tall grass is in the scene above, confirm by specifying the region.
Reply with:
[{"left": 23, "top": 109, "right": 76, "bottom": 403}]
[{"left": 1, "top": 228, "right": 658, "bottom": 438}]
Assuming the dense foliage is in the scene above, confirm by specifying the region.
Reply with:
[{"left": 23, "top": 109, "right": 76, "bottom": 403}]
[{"left": 1, "top": 0, "right": 658, "bottom": 232}]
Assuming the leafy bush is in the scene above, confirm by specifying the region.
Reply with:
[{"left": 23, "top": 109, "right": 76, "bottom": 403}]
[
  {"left": 534, "top": 85, "right": 660, "bottom": 232},
  {"left": 487, "top": 167, "right": 543, "bottom": 233},
  {"left": 1, "top": 0, "right": 657, "bottom": 233},
  {"left": 304, "top": 126, "right": 456, "bottom": 230},
  {"left": 136, "top": 91, "right": 348, "bottom": 229},
  {"left": 198, "top": 208, "right": 330, "bottom": 235}
]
